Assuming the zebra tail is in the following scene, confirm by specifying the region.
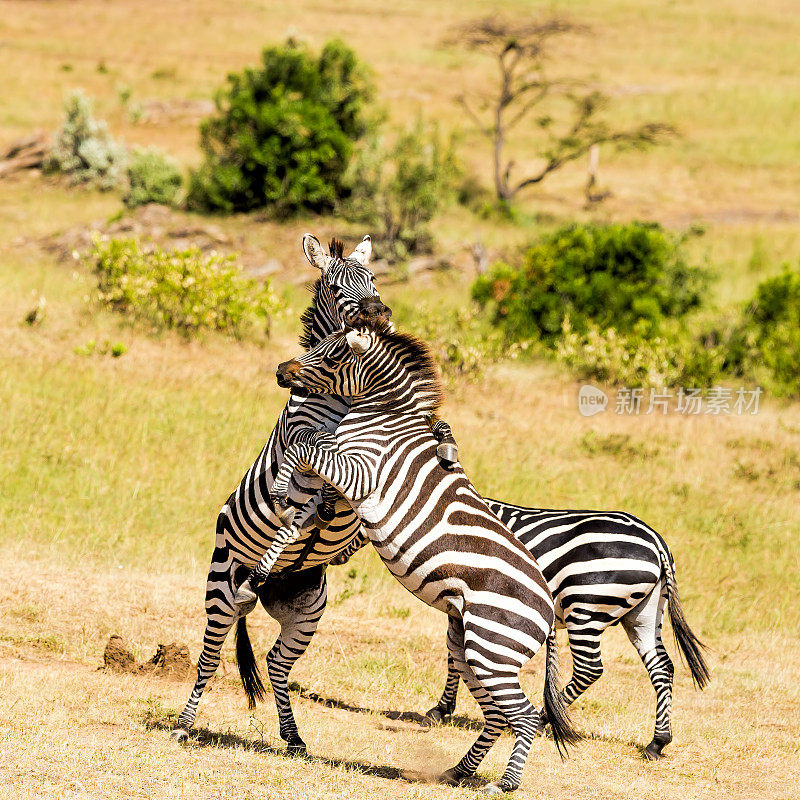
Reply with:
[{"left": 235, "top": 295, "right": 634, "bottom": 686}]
[
  {"left": 659, "top": 548, "right": 711, "bottom": 690},
  {"left": 542, "top": 628, "right": 583, "bottom": 759},
  {"left": 235, "top": 616, "right": 266, "bottom": 709}
]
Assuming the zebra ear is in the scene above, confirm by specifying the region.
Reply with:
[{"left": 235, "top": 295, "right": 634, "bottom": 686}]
[
  {"left": 302, "top": 233, "right": 330, "bottom": 274},
  {"left": 347, "top": 234, "right": 372, "bottom": 266},
  {"left": 345, "top": 328, "right": 372, "bottom": 355}
]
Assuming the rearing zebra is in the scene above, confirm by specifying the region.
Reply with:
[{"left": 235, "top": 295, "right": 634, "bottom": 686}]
[
  {"left": 171, "top": 234, "right": 392, "bottom": 752},
  {"left": 242, "top": 319, "right": 582, "bottom": 794}
]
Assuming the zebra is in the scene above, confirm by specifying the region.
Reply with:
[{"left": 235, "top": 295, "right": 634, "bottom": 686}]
[
  {"left": 424, "top": 502, "right": 710, "bottom": 760},
  {"left": 240, "top": 319, "right": 582, "bottom": 794},
  {"left": 170, "top": 234, "right": 394, "bottom": 753},
  {"left": 322, "top": 455, "right": 710, "bottom": 760}
]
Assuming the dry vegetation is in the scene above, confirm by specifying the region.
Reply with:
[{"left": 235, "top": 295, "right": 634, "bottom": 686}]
[{"left": 1, "top": 1, "right": 800, "bottom": 798}]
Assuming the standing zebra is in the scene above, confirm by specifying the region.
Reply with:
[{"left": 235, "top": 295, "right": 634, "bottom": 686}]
[
  {"left": 171, "top": 234, "right": 392, "bottom": 753},
  {"left": 319, "top": 458, "right": 710, "bottom": 760},
  {"left": 250, "top": 320, "right": 581, "bottom": 794},
  {"left": 424, "top": 502, "right": 710, "bottom": 760}
]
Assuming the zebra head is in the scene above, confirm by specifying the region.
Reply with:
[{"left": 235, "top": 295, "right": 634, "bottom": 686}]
[
  {"left": 299, "top": 234, "right": 391, "bottom": 348},
  {"left": 277, "top": 320, "right": 442, "bottom": 414}
]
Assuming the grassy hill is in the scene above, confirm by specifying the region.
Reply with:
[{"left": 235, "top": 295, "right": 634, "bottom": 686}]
[{"left": 1, "top": 2, "right": 799, "bottom": 799}]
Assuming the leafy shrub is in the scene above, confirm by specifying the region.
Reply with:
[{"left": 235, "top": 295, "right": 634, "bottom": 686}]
[
  {"left": 188, "top": 38, "right": 375, "bottom": 215},
  {"left": 555, "top": 318, "right": 725, "bottom": 388},
  {"left": 124, "top": 148, "right": 183, "bottom": 208},
  {"left": 88, "top": 236, "right": 283, "bottom": 339},
  {"left": 724, "top": 266, "right": 800, "bottom": 397},
  {"left": 391, "top": 300, "right": 523, "bottom": 384},
  {"left": 45, "top": 90, "right": 127, "bottom": 190},
  {"left": 341, "top": 120, "right": 460, "bottom": 262},
  {"left": 472, "top": 222, "right": 709, "bottom": 342}
]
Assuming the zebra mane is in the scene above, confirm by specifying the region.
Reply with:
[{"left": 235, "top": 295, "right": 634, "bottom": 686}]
[
  {"left": 298, "top": 278, "right": 323, "bottom": 350},
  {"left": 329, "top": 238, "right": 345, "bottom": 258},
  {"left": 370, "top": 321, "right": 445, "bottom": 414}
]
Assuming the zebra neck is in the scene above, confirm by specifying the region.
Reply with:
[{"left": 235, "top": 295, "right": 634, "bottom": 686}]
[{"left": 335, "top": 411, "right": 438, "bottom": 530}]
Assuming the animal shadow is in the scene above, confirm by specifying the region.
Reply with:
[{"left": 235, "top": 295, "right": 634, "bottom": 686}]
[
  {"left": 288, "top": 682, "right": 484, "bottom": 731},
  {"left": 146, "top": 715, "right": 426, "bottom": 782}
]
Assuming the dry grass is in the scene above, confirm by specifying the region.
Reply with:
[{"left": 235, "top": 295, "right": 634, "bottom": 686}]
[
  {"left": 2, "top": 549, "right": 799, "bottom": 800},
  {"left": 2, "top": 0, "right": 800, "bottom": 222}
]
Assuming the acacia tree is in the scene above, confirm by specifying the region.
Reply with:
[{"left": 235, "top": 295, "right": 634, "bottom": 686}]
[{"left": 449, "top": 17, "right": 675, "bottom": 203}]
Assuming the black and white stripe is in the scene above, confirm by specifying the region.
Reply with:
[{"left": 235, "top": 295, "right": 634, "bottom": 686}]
[
  {"left": 425, "top": 502, "right": 710, "bottom": 759},
  {"left": 253, "top": 321, "right": 581, "bottom": 793},
  {"left": 171, "top": 235, "right": 386, "bottom": 752}
]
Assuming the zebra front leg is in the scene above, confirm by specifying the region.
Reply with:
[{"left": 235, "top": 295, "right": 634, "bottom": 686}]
[
  {"left": 262, "top": 573, "right": 328, "bottom": 755},
  {"left": 270, "top": 442, "right": 370, "bottom": 512},
  {"left": 423, "top": 652, "right": 460, "bottom": 727},
  {"left": 313, "top": 482, "right": 340, "bottom": 530},
  {"left": 233, "top": 524, "right": 303, "bottom": 611},
  {"left": 290, "top": 428, "right": 340, "bottom": 530}
]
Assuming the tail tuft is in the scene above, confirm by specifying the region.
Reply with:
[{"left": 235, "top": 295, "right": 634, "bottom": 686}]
[
  {"left": 660, "top": 550, "right": 711, "bottom": 690},
  {"left": 543, "top": 629, "right": 583, "bottom": 759},
  {"left": 235, "top": 616, "right": 266, "bottom": 709}
]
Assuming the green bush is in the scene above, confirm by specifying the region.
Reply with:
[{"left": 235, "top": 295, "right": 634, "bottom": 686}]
[
  {"left": 724, "top": 266, "right": 800, "bottom": 397},
  {"left": 341, "top": 120, "right": 460, "bottom": 262},
  {"left": 124, "top": 148, "right": 183, "bottom": 207},
  {"left": 188, "top": 38, "right": 375, "bottom": 215},
  {"left": 556, "top": 318, "right": 725, "bottom": 388},
  {"left": 88, "top": 236, "right": 283, "bottom": 339},
  {"left": 45, "top": 90, "right": 127, "bottom": 189},
  {"left": 472, "top": 222, "right": 709, "bottom": 342}
]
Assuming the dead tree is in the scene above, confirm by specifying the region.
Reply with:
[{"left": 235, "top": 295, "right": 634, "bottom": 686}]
[{"left": 447, "top": 17, "right": 675, "bottom": 203}]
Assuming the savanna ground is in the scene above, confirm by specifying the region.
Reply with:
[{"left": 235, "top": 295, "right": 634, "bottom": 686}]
[{"left": 1, "top": 1, "right": 800, "bottom": 798}]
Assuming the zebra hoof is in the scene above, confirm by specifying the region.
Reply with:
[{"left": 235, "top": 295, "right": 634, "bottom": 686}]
[
  {"left": 170, "top": 728, "right": 189, "bottom": 744},
  {"left": 312, "top": 512, "right": 332, "bottom": 531},
  {"left": 275, "top": 504, "right": 296, "bottom": 526},
  {"left": 421, "top": 707, "right": 451, "bottom": 728},
  {"left": 482, "top": 782, "right": 507, "bottom": 795},
  {"left": 436, "top": 442, "right": 459, "bottom": 466},
  {"left": 643, "top": 741, "right": 666, "bottom": 761},
  {"left": 286, "top": 736, "right": 307, "bottom": 756},
  {"left": 438, "top": 768, "right": 465, "bottom": 786},
  {"left": 233, "top": 581, "right": 258, "bottom": 614}
]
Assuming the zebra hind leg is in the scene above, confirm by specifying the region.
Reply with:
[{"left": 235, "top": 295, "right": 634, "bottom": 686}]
[
  {"left": 171, "top": 556, "right": 241, "bottom": 741},
  {"left": 540, "top": 628, "right": 603, "bottom": 731},
  {"left": 423, "top": 652, "right": 460, "bottom": 727},
  {"left": 621, "top": 580, "right": 674, "bottom": 760},
  {"left": 262, "top": 572, "right": 328, "bottom": 755},
  {"left": 438, "top": 618, "right": 508, "bottom": 787},
  {"left": 462, "top": 614, "right": 548, "bottom": 794}
]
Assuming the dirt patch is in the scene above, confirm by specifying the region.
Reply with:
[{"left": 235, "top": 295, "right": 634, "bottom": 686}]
[
  {"left": 39, "top": 203, "right": 289, "bottom": 281},
  {"left": 102, "top": 635, "right": 138, "bottom": 673},
  {"left": 102, "top": 635, "right": 192, "bottom": 680},
  {"left": 141, "top": 642, "right": 192, "bottom": 677}
]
